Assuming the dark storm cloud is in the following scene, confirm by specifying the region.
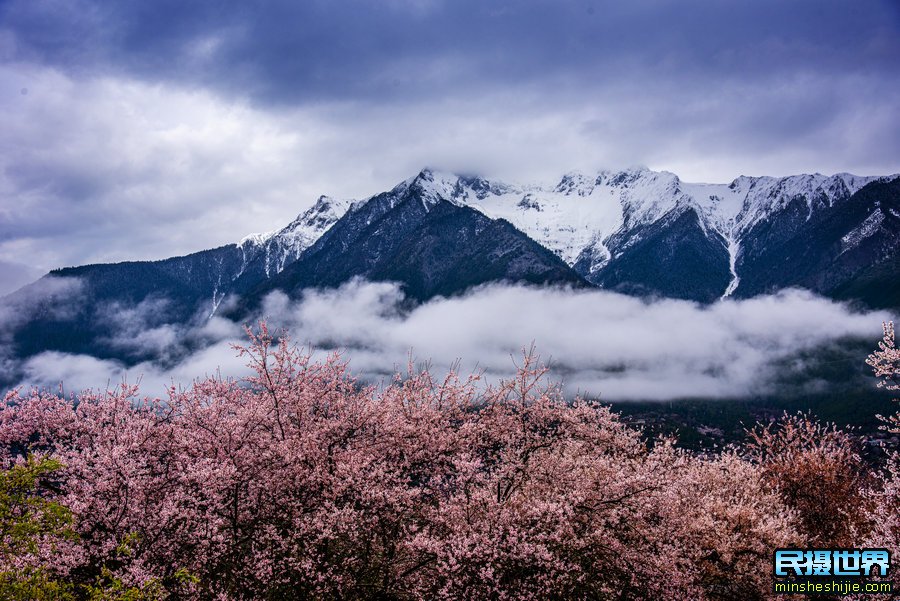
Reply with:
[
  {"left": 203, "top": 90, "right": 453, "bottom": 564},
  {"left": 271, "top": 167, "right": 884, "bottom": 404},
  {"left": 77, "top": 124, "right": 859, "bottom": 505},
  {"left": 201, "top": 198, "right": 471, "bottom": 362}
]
[{"left": 3, "top": 0, "right": 899, "bottom": 106}]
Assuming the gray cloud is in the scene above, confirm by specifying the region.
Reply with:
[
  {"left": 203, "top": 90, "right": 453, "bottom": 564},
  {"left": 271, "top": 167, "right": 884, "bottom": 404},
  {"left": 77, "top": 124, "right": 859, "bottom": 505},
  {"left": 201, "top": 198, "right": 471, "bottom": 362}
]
[
  {"left": 19, "top": 340, "right": 245, "bottom": 396},
  {"left": 0, "top": 63, "right": 351, "bottom": 274},
  {"left": 0, "top": 260, "right": 42, "bottom": 296},
  {"left": 3, "top": 0, "right": 898, "bottom": 106},
  {"left": 0, "top": 275, "right": 84, "bottom": 380},
  {"left": 14, "top": 283, "right": 894, "bottom": 401},
  {"left": 0, "top": 276, "right": 83, "bottom": 331},
  {"left": 96, "top": 298, "right": 181, "bottom": 358}
]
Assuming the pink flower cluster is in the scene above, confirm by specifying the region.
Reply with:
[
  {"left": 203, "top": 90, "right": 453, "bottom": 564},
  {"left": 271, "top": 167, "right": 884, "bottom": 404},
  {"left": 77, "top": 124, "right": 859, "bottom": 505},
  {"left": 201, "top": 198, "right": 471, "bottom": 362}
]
[{"left": 860, "top": 321, "right": 900, "bottom": 597}]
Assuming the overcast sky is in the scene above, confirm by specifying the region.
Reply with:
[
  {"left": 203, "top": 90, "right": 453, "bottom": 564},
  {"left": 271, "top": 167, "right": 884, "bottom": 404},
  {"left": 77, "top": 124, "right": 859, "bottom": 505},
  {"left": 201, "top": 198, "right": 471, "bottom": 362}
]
[{"left": 1, "top": 0, "right": 899, "bottom": 294}]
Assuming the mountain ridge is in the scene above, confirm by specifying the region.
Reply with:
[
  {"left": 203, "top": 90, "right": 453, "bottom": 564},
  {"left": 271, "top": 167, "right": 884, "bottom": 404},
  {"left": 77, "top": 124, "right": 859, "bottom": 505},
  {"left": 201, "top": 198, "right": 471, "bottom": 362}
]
[
  {"left": 3, "top": 166, "right": 898, "bottom": 378},
  {"left": 23, "top": 166, "right": 898, "bottom": 308}
]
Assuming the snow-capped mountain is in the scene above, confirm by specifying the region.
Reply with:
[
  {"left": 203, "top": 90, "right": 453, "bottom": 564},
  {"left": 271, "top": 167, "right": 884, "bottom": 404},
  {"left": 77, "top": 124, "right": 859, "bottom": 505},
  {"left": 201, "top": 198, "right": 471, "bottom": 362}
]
[
  {"left": 405, "top": 167, "right": 888, "bottom": 301},
  {"left": 3, "top": 166, "right": 899, "bottom": 375},
  {"left": 317, "top": 167, "right": 895, "bottom": 304},
  {"left": 235, "top": 170, "right": 586, "bottom": 308},
  {"left": 237, "top": 194, "right": 352, "bottom": 277},
  {"left": 241, "top": 195, "right": 348, "bottom": 258}
]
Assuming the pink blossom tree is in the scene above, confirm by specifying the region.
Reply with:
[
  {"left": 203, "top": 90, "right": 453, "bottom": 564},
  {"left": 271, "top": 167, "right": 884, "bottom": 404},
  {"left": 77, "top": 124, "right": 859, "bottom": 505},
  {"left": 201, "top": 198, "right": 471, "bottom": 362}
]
[
  {"left": 745, "top": 414, "right": 871, "bottom": 548},
  {"left": 0, "top": 323, "right": 820, "bottom": 600},
  {"left": 861, "top": 322, "right": 900, "bottom": 578}
]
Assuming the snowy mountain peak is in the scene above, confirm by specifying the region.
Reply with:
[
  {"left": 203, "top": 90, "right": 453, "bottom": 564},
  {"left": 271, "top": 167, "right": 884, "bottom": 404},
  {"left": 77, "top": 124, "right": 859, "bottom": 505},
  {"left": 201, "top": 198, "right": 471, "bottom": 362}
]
[
  {"left": 235, "top": 166, "right": 895, "bottom": 286},
  {"left": 235, "top": 193, "right": 352, "bottom": 278},
  {"left": 239, "top": 195, "right": 351, "bottom": 249},
  {"left": 295, "top": 195, "right": 352, "bottom": 225},
  {"left": 554, "top": 172, "right": 595, "bottom": 196},
  {"left": 238, "top": 230, "right": 277, "bottom": 247},
  {"left": 454, "top": 175, "right": 516, "bottom": 200},
  {"left": 354, "top": 167, "right": 892, "bottom": 277},
  {"left": 404, "top": 168, "right": 525, "bottom": 209},
  {"left": 598, "top": 165, "right": 654, "bottom": 184},
  {"left": 409, "top": 168, "right": 463, "bottom": 207}
]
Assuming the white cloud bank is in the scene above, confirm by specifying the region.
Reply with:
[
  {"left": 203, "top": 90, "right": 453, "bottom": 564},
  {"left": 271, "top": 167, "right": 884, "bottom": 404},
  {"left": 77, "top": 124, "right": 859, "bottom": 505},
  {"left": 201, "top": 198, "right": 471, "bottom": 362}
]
[{"left": 13, "top": 282, "right": 894, "bottom": 401}]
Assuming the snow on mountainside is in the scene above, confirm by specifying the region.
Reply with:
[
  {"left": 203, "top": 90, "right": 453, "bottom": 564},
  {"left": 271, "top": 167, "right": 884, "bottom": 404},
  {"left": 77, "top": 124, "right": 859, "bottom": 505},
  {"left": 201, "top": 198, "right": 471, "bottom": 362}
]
[
  {"left": 445, "top": 167, "right": 689, "bottom": 267},
  {"left": 449, "top": 170, "right": 873, "bottom": 256},
  {"left": 326, "top": 166, "right": 899, "bottom": 305},
  {"left": 386, "top": 168, "right": 888, "bottom": 295},
  {"left": 225, "top": 167, "right": 892, "bottom": 302},
  {"left": 231, "top": 168, "right": 888, "bottom": 282},
  {"left": 238, "top": 195, "right": 352, "bottom": 277},
  {"left": 840, "top": 208, "right": 884, "bottom": 254}
]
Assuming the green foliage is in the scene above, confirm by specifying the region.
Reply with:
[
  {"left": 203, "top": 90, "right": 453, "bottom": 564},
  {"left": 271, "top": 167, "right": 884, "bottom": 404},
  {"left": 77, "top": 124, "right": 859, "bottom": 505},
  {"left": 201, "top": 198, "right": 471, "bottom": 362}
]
[
  {"left": 0, "top": 455, "right": 76, "bottom": 555},
  {"left": 0, "top": 569, "right": 75, "bottom": 601},
  {"left": 81, "top": 534, "right": 197, "bottom": 601},
  {"left": 0, "top": 456, "right": 195, "bottom": 601},
  {"left": 83, "top": 568, "right": 164, "bottom": 601},
  {"left": 0, "top": 455, "right": 76, "bottom": 600}
]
